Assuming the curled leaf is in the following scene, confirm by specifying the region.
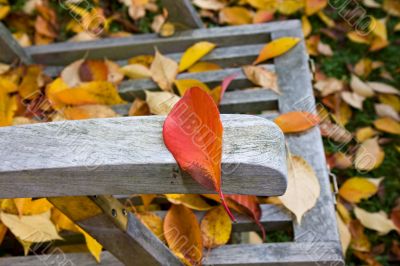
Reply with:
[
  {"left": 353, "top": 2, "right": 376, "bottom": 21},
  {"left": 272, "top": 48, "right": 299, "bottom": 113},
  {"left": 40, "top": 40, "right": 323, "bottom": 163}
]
[
  {"left": 253, "top": 37, "right": 300, "bottom": 65},
  {"left": 150, "top": 49, "right": 178, "bottom": 91},
  {"left": 163, "top": 87, "right": 234, "bottom": 220},
  {"left": 164, "top": 204, "right": 202, "bottom": 265},
  {"left": 201, "top": 205, "right": 232, "bottom": 248},
  {"left": 274, "top": 111, "right": 320, "bottom": 133},
  {"left": 179, "top": 42, "right": 216, "bottom": 72}
]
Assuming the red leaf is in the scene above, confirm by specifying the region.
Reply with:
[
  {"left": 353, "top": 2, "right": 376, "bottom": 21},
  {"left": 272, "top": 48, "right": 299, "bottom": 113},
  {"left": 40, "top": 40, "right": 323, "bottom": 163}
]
[
  {"left": 163, "top": 87, "right": 235, "bottom": 221},
  {"left": 220, "top": 72, "right": 239, "bottom": 103},
  {"left": 227, "top": 195, "right": 265, "bottom": 239}
]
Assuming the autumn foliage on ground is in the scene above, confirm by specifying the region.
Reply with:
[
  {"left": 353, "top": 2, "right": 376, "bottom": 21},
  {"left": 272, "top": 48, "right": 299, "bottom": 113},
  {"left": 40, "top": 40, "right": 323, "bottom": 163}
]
[{"left": 0, "top": 0, "right": 399, "bottom": 265}]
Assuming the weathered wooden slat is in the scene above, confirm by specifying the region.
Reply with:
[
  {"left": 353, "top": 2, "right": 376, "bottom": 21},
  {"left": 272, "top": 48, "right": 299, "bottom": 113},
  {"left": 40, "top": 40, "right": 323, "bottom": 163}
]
[
  {"left": 0, "top": 251, "right": 122, "bottom": 266},
  {"left": 48, "top": 196, "right": 181, "bottom": 266},
  {"left": 43, "top": 43, "right": 266, "bottom": 77},
  {"left": 271, "top": 23, "right": 344, "bottom": 265},
  {"left": 0, "top": 23, "right": 32, "bottom": 64},
  {"left": 203, "top": 241, "right": 344, "bottom": 265},
  {"left": 154, "top": 204, "right": 292, "bottom": 232},
  {"left": 25, "top": 21, "right": 300, "bottom": 65},
  {"left": 119, "top": 64, "right": 275, "bottom": 100},
  {"left": 112, "top": 88, "right": 278, "bottom": 115},
  {"left": 0, "top": 241, "right": 344, "bottom": 266},
  {"left": 161, "top": 0, "right": 204, "bottom": 29},
  {"left": 0, "top": 115, "right": 286, "bottom": 198}
]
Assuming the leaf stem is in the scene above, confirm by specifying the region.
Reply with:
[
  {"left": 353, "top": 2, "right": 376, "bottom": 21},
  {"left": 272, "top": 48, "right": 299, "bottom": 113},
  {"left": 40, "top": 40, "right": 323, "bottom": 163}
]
[{"left": 219, "top": 190, "right": 236, "bottom": 222}]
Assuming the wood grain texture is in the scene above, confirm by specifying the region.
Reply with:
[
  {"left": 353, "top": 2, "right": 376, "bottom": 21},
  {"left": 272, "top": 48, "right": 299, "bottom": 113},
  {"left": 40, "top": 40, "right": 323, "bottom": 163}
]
[
  {"left": 0, "top": 241, "right": 343, "bottom": 266},
  {"left": 76, "top": 213, "right": 181, "bottom": 265},
  {"left": 0, "top": 115, "right": 287, "bottom": 198},
  {"left": 25, "top": 21, "right": 299, "bottom": 65},
  {"left": 161, "top": 0, "right": 204, "bottom": 29},
  {"left": 0, "top": 22, "right": 32, "bottom": 64},
  {"left": 0, "top": 252, "right": 122, "bottom": 266},
  {"left": 43, "top": 43, "right": 267, "bottom": 77},
  {"left": 119, "top": 64, "right": 275, "bottom": 100},
  {"left": 112, "top": 88, "right": 278, "bottom": 115},
  {"left": 271, "top": 22, "right": 344, "bottom": 265}
]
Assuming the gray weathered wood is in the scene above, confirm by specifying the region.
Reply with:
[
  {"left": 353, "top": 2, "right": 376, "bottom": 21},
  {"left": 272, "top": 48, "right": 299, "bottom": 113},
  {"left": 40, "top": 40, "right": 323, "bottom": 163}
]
[
  {"left": 0, "top": 241, "right": 344, "bottom": 266},
  {"left": 112, "top": 88, "right": 278, "bottom": 115},
  {"left": 161, "top": 0, "right": 204, "bottom": 29},
  {"left": 271, "top": 22, "right": 344, "bottom": 265},
  {"left": 154, "top": 204, "right": 292, "bottom": 233},
  {"left": 0, "top": 251, "right": 122, "bottom": 266},
  {"left": 25, "top": 21, "right": 299, "bottom": 65},
  {"left": 76, "top": 213, "right": 181, "bottom": 265},
  {"left": 0, "top": 23, "right": 32, "bottom": 64},
  {"left": 43, "top": 43, "right": 267, "bottom": 77},
  {"left": 119, "top": 64, "right": 275, "bottom": 100},
  {"left": 0, "top": 115, "right": 287, "bottom": 198}
]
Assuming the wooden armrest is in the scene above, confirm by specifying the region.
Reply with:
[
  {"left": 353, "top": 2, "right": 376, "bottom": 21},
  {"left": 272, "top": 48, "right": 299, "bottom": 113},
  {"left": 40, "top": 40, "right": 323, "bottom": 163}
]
[{"left": 0, "top": 115, "right": 287, "bottom": 198}]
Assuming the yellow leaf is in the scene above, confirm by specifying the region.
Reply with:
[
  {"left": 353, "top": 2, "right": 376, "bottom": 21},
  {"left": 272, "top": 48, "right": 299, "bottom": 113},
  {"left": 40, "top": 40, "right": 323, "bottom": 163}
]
[
  {"left": 383, "top": 0, "right": 400, "bottom": 17},
  {"left": 336, "top": 201, "right": 351, "bottom": 225},
  {"left": 51, "top": 208, "right": 79, "bottom": 232},
  {"left": 78, "top": 227, "right": 102, "bottom": 262},
  {"left": 54, "top": 81, "right": 125, "bottom": 106},
  {"left": 127, "top": 55, "right": 154, "bottom": 67},
  {"left": 246, "top": 0, "right": 277, "bottom": 10},
  {"left": 145, "top": 90, "right": 180, "bottom": 115},
  {"left": 140, "top": 194, "right": 156, "bottom": 209},
  {"left": 277, "top": 0, "right": 304, "bottom": 15},
  {"left": 279, "top": 154, "right": 320, "bottom": 224},
  {"left": 301, "top": 15, "right": 312, "bottom": 37},
  {"left": 18, "top": 65, "right": 42, "bottom": 100},
  {"left": 120, "top": 64, "right": 152, "bottom": 79},
  {"left": 174, "top": 79, "right": 212, "bottom": 96},
  {"left": 339, "top": 177, "right": 378, "bottom": 203},
  {"left": 354, "top": 207, "right": 398, "bottom": 235},
  {"left": 395, "top": 22, "right": 400, "bottom": 31},
  {"left": 305, "top": 0, "right": 328, "bottom": 16},
  {"left": 164, "top": 204, "right": 202, "bottom": 265},
  {"left": 0, "top": 77, "right": 18, "bottom": 93},
  {"left": 136, "top": 212, "right": 164, "bottom": 241},
  {"left": 355, "top": 127, "right": 377, "bottom": 142},
  {"left": 165, "top": 194, "right": 212, "bottom": 211},
  {"left": 379, "top": 94, "right": 400, "bottom": 112},
  {"left": 150, "top": 50, "right": 178, "bottom": 91},
  {"left": 63, "top": 105, "right": 117, "bottom": 120},
  {"left": 253, "top": 37, "right": 300, "bottom": 64},
  {"left": 354, "top": 137, "right": 385, "bottom": 171},
  {"left": 201, "top": 205, "right": 232, "bottom": 248},
  {"left": 46, "top": 77, "right": 70, "bottom": 110},
  {"left": 347, "top": 31, "right": 371, "bottom": 44},
  {"left": 0, "top": 5, "right": 10, "bottom": 20},
  {"left": 370, "top": 17, "right": 387, "bottom": 41},
  {"left": 48, "top": 196, "right": 102, "bottom": 222},
  {"left": 373, "top": 117, "right": 400, "bottom": 135},
  {"left": 336, "top": 212, "right": 351, "bottom": 255},
  {"left": 0, "top": 91, "right": 17, "bottom": 127},
  {"left": 179, "top": 42, "right": 216, "bottom": 72},
  {"left": 317, "top": 11, "right": 335, "bottom": 28},
  {"left": 219, "top": 6, "right": 253, "bottom": 25},
  {"left": 0, "top": 211, "right": 62, "bottom": 242},
  {"left": 243, "top": 65, "right": 280, "bottom": 94},
  {"left": 188, "top": 62, "right": 221, "bottom": 73},
  {"left": 13, "top": 198, "right": 30, "bottom": 217}
]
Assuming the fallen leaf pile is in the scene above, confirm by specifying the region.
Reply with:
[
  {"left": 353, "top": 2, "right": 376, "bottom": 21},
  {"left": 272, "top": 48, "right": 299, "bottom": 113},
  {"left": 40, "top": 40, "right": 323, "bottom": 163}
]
[{"left": 1, "top": 0, "right": 399, "bottom": 265}]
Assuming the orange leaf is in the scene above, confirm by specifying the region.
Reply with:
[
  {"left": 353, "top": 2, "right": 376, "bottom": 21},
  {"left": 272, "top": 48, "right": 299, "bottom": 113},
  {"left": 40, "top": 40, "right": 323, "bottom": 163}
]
[
  {"left": 79, "top": 60, "right": 109, "bottom": 82},
  {"left": 253, "top": 37, "right": 300, "bottom": 65},
  {"left": 163, "top": 87, "right": 234, "bottom": 220},
  {"left": 164, "top": 204, "right": 202, "bottom": 265},
  {"left": 54, "top": 81, "right": 124, "bottom": 106},
  {"left": 227, "top": 195, "right": 265, "bottom": 239},
  {"left": 18, "top": 65, "right": 42, "bottom": 100},
  {"left": 219, "top": 7, "right": 253, "bottom": 25},
  {"left": 274, "top": 111, "right": 320, "bottom": 133},
  {"left": 305, "top": 0, "right": 328, "bottom": 16}
]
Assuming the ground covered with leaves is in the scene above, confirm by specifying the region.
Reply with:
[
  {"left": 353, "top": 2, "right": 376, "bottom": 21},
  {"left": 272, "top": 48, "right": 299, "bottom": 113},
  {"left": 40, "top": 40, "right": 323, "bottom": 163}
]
[{"left": 0, "top": 0, "right": 399, "bottom": 265}]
